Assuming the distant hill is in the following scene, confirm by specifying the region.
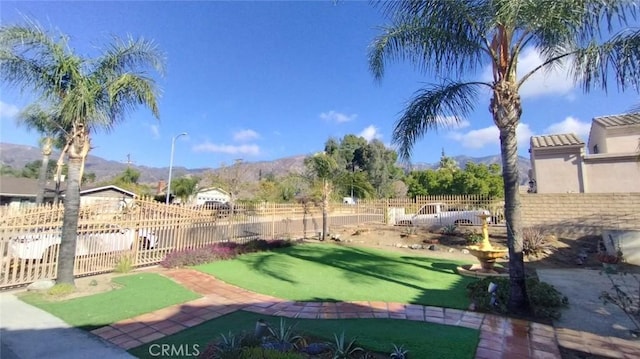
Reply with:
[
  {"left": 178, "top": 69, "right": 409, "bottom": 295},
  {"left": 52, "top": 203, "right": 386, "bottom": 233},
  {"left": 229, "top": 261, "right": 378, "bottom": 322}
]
[{"left": 0, "top": 142, "right": 532, "bottom": 185}]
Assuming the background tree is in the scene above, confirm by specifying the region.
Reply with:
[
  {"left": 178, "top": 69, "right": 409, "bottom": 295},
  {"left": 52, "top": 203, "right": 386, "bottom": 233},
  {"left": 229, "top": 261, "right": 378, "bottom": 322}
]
[
  {"left": 171, "top": 176, "right": 200, "bottom": 203},
  {"left": 369, "top": 1, "right": 639, "bottom": 314},
  {"left": 18, "top": 104, "right": 67, "bottom": 203},
  {"left": 323, "top": 135, "right": 402, "bottom": 199},
  {"left": 0, "top": 22, "right": 165, "bottom": 285},
  {"left": 304, "top": 152, "right": 338, "bottom": 241}
]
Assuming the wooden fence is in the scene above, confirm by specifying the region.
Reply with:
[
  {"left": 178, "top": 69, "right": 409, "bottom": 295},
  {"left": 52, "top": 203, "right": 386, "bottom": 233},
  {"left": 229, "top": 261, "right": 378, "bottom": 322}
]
[{"left": 0, "top": 195, "right": 499, "bottom": 288}]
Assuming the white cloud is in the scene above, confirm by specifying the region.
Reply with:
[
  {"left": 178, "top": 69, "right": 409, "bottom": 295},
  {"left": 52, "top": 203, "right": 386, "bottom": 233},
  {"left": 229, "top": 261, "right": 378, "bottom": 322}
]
[
  {"left": 192, "top": 142, "right": 260, "bottom": 155},
  {"left": 543, "top": 116, "right": 591, "bottom": 137},
  {"left": 437, "top": 116, "right": 470, "bottom": 130},
  {"left": 449, "top": 123, "right": 533, "bottom": 149},
  {"left": 319, "top": 110, "right": 357, "bottom": 123},
  {"left": 149, "top": 124, "right": 160, "bottom": 139},
  {"left": 481, "top": 46, "right": 575, "bottom": 99},
  {"left": 359, "top": 125, "right": 382, "bottom": 141},
  {"left": 0, "top": 101, "right": 19, "bottom": 120},
  {"left": 233, "top": 129, "right": 260, "bottom": 142}
]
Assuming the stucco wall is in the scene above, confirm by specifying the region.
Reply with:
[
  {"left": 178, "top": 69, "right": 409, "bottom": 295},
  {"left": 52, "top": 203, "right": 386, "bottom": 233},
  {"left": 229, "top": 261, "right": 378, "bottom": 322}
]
[
  {"left": 521, "top": 193, "right": 640, "bottom": 237},
  {"left": 531, "top": 150, "right": 584, "bottom": 193},
  {"left": 605, "top": 132, "right": 640, "bottom": 153},
  {"left": 583, "top": 157, "right": 640, "bottom": 193},
  {"left": 587, "top": 124, "right": 608, "bottom": 154}
]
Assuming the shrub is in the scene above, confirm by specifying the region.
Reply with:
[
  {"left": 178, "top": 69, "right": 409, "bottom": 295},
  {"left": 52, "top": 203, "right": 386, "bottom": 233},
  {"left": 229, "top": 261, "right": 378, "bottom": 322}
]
[
  {"left": 440, "top": 224, "right": 458, "bottom": 236},
  {"left": 464, "top": 229, "right": 483, "bottom": 245},
  {"left": 522, "top": 227, "right": 551, "bottom": 257},
  {"left": 467, "top": 277, "right": 568, "bottom": 321},
  {"left": 114, "top": 254, "right": 133, "bottom": 273},
  {"left": 238, "top": 347, "right": 305, "bottom": 359},
  {"left": 47, "top": 283, "right": 75, "bottom": 296},
  {"left": 161, "top": 240, "right": 296, "bottom": 268}
]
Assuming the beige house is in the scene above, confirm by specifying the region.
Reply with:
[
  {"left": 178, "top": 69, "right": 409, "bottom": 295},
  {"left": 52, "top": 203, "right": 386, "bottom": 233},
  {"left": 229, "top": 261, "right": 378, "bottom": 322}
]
[
  {"left": 193, "top": 187, "right": 230, "bottom": 205},
  {"left": 529, "top": 113, "right": 640, "bottom": 193}
]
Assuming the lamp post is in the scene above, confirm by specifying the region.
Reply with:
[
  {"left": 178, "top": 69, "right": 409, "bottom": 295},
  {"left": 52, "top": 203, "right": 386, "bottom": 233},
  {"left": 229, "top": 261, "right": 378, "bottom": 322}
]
[{"left": 166, "top": 132, "right": 187, "bottom": 205}]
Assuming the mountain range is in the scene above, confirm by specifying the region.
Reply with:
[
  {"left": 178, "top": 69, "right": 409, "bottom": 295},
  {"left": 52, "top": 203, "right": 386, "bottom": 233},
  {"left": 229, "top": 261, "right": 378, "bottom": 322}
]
[{"left": 0, "top": 142, "right": 532, "bottom": 185}]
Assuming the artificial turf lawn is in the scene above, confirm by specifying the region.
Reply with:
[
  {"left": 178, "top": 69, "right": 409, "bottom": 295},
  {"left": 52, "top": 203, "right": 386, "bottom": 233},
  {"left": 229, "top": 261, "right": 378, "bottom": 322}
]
[
  {"left": 195, "top": 243, "right": 475, "bottom": 309},
  {"left": 19, "top": 273, "right": 201, "bottom": 330},
  {"left": 128, "top": 310, "right": 479, "bottom": 358}
]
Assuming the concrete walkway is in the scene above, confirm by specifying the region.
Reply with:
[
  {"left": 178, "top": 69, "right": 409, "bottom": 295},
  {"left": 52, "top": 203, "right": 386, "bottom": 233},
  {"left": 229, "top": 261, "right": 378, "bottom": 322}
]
[
  {"left": 3, "top": 268, "right": 640, "bottom": 358},
  {"left": 538, "top": 268, "right": 639, "bottom": 340},
  {"left": 0, "top": 291, "right": 134, "bottom": 359}
]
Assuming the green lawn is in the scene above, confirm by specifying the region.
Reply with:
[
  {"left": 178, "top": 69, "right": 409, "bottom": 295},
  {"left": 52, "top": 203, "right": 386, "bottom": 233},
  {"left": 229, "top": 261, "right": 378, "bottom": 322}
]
[
  {"left": 20, "top": 273, "right": 201, "bottom": 330},
  {"left": 129, "top": 310, "right": 479, "bottom": 359},
  {"left": 196, "top": 243, "right": 475, "bottom": 309}
]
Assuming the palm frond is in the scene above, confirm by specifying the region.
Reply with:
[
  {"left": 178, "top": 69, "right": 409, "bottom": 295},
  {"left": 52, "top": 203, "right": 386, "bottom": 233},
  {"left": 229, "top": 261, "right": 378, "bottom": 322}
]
[
  {"left": 105, "top": 73, "right": 161, "bottom": 126},
  {"left": 369, "top": 1, "right": 487, "bottom": 80},
  {"left": 570, "top": 27, "right": 640, "bottom": 93},
  {"left": 392, "top": 81, "right": 487, "bottom": 160},
  {"left": 94, "top": 36, "right": 166, "bottom": 77},
  {"left": 0, "top": 22, "right": 74, "bottom": 97}
]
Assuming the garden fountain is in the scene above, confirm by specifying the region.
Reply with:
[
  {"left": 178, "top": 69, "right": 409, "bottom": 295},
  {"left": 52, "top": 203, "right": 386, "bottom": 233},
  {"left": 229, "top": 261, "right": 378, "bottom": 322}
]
[{"left": 457, "top": 214, "right": 509, "bottom": 278}]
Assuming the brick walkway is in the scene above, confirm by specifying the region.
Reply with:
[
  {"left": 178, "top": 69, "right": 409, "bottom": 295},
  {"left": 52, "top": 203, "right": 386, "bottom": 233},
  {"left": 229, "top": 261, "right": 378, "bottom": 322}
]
[{"left": 90, "top": 269, "right": 640, "bottom": 358}]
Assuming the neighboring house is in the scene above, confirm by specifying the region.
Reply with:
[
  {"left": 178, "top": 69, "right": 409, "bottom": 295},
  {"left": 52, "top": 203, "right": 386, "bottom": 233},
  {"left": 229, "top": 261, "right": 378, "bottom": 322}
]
[
  {"left": 194, "top": 187, "right": 230, "bottom": 205},
  {"left": 0, "top": 176, "right": 57, "bottom": 206},
  {"left": 529, "top": 113, "right": 640, "bottom": 193},
  {"left": 0, "top": 176, "right": 136, "bottom": 208},
  {"left": 80, "top": 185, "right": 137, "bottom": 208}
]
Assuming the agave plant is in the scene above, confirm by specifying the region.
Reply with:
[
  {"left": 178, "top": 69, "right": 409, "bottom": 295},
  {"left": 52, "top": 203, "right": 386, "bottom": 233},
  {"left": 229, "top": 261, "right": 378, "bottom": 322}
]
[
  {"left": 390, "top": 344, "right": 409, "bottom": 359},
  {"left": 263, "top": 318, "right": 303, "bottom": 352},
  {"left": 330, "top": 331, "right": 363, "bottom": 359},
  {"left": 213, "top": 331, "right": 242, "bottom": 358}
]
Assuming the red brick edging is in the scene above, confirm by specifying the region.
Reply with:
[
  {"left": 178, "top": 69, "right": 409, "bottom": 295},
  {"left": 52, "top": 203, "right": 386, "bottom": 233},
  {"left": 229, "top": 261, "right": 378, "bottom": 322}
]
[{"left": 90, "top": 269, "right": 640, "bottom": 358}]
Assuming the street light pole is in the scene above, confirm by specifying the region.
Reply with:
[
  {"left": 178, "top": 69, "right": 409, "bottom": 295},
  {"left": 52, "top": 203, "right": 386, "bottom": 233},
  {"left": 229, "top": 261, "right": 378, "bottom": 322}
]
[{"left": 166, "top": 132, "right": 187, "bottom": 205}]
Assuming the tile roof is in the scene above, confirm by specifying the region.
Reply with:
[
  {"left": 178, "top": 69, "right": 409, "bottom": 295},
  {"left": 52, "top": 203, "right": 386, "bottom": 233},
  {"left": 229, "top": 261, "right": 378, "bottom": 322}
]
[
  {"left": 530, "top": 134, "right": 585, "bottom": 148},
  {"left": 593, "top": 113, "right": 640, "bottom": 128}
]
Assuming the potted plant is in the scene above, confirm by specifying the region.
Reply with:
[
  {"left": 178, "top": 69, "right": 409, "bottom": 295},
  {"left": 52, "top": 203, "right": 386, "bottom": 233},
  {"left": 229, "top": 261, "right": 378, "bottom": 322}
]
[{"left": 597, "top": 249, "right": 623, "bottom": 273}]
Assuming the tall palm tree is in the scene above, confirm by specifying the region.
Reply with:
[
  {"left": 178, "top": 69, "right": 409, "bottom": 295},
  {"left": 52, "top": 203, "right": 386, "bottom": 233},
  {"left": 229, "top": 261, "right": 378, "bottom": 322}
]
[
  {"left": 369, "top": 1, "right": 640, "bottom": 314},
  {"left": 18, "top": 104, "right": 68, "bottom": 204},
  {"left": 0, "top": 22, "right": 165, "bottom": 285}
]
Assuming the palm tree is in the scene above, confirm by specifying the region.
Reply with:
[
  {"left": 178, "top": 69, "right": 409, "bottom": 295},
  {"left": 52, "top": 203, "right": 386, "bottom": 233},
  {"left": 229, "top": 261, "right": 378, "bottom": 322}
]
[
  {"left": 369, "top": 1, "right": 640, "bottom": 314},
  {"left": 0, "top": 22, "right": 164, "bottom": 285},
  {"left": 18, "top": 104, "right": 68, "bottom": 204},
  {"left": 304, "top": 153, "right": 338, "bottom": 241}
]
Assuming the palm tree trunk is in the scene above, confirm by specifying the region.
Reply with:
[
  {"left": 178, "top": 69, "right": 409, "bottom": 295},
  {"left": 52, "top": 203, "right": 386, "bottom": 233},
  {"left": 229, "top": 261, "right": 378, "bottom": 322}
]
[
  {"left": 36, "top": 137, "right": 53, "bottom": 204},
  {"left": 57, "top": 155, "right": 81, "bottom": 285},
  {"left": 322, "top": 179, "right": 329, "bottom": 241},
  {"left": 499, "top": 126, "right": 530, "bottom": 315},
  {"left": 491, "top": 82, "right": 531, "bottom": 315}
]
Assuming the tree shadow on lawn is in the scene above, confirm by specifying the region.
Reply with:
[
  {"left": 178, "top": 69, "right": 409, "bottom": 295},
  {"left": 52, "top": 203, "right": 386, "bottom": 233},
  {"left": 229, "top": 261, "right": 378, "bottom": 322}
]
[
  {"left": 245, "top": 244, "right": 475, "bottom": 308},
  {"left": 236, "top": 252, "right": 298, "bottom": 285}
]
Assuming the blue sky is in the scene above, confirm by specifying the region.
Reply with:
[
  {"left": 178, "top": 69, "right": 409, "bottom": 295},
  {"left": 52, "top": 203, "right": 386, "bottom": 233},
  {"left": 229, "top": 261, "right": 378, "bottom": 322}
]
[{"left": 1, "top": 1, "right": 638, "bottom": 170}]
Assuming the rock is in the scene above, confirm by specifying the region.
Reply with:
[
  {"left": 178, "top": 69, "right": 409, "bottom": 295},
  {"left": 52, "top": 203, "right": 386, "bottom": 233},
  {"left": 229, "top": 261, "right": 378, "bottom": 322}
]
[
  {"left": 409, "top": 244, "right": 423, "bottom": 250},
  {"left": 428, "top": 244, "right": 438, "bottom": 251},
  {"left": 27, "top": 279, "right": 55, "bottom": 291},
  {"left": 461, "top": 249, "right": 470, "bottom": 254},
  {"left": 448, "top": 248, "right": 455, "bottom": 253},
  {"left": 395, "top": 243, "right": 403, "bottom": 248}
]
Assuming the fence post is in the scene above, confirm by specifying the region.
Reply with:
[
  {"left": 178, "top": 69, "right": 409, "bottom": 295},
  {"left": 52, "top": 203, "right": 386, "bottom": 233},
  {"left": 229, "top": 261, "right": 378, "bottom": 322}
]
[{"left": 271, "top": 202, "right": 276, "bottom": 240}]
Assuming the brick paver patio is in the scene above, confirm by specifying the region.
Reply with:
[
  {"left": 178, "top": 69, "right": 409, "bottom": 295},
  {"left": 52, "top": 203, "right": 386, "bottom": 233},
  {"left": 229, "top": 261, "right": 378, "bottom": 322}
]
[{"left": 90, "top": 268, "right": 640, "bottom": 358}]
